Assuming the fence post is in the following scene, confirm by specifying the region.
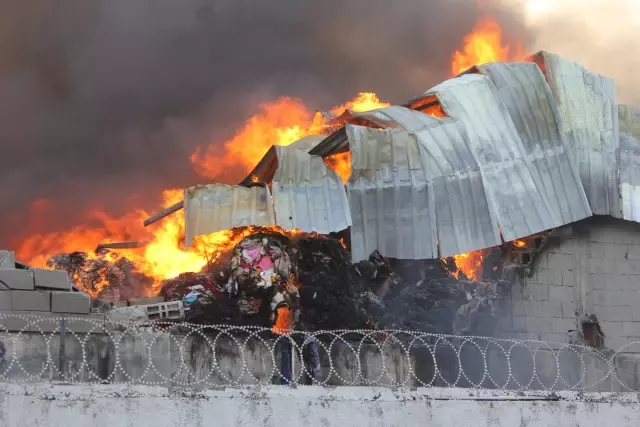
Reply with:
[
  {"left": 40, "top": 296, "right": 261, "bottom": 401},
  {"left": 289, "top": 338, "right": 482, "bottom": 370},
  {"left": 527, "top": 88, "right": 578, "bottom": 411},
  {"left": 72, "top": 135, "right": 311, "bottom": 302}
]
[{"left": 59, "top": 314, "right": 66, "bottom": 381}]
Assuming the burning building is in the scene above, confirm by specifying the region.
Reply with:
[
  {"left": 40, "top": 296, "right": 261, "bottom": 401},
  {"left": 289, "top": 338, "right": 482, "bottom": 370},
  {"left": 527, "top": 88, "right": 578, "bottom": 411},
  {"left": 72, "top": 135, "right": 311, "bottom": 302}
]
[
  {"left": 131, "top": 50, "right": 639, "bottom": 348},
  {"left": 3, "top": 18, "right": 640, "bottom": 352}
]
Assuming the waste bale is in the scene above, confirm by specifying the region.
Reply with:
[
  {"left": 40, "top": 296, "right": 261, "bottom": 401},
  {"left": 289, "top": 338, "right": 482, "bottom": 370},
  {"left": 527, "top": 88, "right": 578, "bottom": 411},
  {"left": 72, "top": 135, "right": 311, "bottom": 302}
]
[{"left": 225, "top": 234, "right": 299, "bottom": 330}]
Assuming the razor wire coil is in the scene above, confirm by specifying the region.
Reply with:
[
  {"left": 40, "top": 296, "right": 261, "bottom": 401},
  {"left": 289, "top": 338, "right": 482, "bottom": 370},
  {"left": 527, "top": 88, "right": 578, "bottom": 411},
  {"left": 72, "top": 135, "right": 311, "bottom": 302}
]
[{"left": 0, "top": 312, "right": 637, "bottom": 392}]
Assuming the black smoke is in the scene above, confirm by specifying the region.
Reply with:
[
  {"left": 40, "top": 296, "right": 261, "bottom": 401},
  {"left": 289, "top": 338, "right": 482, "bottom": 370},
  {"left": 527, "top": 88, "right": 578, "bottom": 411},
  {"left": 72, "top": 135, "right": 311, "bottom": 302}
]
[{"left": 0, "top": 0, "right": 529, "bottom": 247}]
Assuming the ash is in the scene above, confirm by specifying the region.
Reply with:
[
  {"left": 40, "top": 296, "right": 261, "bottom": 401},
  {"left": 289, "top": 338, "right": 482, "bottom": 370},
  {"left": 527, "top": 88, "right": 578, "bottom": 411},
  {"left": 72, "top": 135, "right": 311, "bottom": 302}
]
[{"left": 48, "top": 233, "right": 504, "bottom": 335}]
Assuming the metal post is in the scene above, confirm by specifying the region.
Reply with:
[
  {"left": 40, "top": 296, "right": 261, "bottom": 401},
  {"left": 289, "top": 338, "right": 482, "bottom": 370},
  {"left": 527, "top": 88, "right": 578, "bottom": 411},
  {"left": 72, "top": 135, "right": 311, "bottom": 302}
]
[{"left": 59, "top": 315, "right": 66, "bottom": 381}]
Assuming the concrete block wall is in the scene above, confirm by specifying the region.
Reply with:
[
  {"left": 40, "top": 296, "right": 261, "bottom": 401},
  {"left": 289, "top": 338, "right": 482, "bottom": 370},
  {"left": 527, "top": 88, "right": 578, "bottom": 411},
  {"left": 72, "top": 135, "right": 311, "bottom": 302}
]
[
  {"left": 0, "top": 250, "right": 91, "bottom": 315},
  {"left": 500, "top": 230, "right": 579, "bottom": 343},
  {"left": 500, "top": 217, "right": 640, "bottom": 350}
]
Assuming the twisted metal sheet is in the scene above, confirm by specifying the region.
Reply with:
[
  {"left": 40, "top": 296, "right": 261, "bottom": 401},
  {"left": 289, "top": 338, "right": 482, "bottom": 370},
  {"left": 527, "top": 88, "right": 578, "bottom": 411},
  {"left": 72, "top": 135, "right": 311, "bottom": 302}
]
[{"left": 0, "top": 312, "right": 638, "bottom": 392}]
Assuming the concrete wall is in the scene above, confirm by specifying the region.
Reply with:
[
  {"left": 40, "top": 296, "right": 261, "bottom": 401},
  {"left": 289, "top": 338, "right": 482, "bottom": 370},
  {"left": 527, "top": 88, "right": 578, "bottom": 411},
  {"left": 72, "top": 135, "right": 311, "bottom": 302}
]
[
  {"left": 0, "top": 383, "right": 638, "bottom": 427},
  {"left": 501, "top": 217, "right": 640, "bottom": 350}
]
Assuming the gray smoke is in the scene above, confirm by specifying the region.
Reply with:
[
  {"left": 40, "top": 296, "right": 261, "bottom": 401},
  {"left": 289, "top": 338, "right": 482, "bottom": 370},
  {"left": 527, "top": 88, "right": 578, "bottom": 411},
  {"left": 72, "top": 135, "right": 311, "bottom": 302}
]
[{"left": 0, "top": 0, "right": 530, "bottom": 247}]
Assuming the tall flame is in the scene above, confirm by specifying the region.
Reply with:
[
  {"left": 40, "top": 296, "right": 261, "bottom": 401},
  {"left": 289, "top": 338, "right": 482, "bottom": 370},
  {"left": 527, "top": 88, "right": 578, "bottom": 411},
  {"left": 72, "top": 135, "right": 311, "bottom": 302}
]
[{"left": 451, "top": 18, "right": 525, "bottom": 75}]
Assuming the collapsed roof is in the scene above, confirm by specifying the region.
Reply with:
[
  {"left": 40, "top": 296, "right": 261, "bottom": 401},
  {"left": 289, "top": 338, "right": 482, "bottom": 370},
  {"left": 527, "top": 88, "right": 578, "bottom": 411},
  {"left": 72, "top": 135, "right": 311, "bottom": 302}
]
[{"left": 145, "top": 51, "right": 640, "bottom": 262}]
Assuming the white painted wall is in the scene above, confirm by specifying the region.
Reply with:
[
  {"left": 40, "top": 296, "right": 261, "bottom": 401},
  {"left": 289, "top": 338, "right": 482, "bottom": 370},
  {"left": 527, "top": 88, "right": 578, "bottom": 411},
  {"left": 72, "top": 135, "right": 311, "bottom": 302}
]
[{"left": 1, "top": 384, "right": 638, "bottom": 427}]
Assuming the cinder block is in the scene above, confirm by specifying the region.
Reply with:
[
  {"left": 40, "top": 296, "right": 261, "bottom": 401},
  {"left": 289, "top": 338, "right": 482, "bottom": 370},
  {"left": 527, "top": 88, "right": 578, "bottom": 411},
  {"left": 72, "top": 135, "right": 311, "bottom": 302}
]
[
  {"left": 602, "top": 243, "right": 629, "bottom": 260},
  {"left": 621, "top": 321, "right": 640, "bottom": 338},
  {"left": 523, "top": 300, "right": 562, "bottom": 318},
  {"left": 561, "top": 302, "right": 577, "bottom": 318},
  {"left": 551, "top": 318, "right": 577, "bottom": 334},
  {"left": 0, "top": 310, "right": 105, "bottom": 333},
  {"left": 599, "top": 321, "right": 623, "bottom": 338},
  {"left": 614, "top": 259, "right": 634, "bottom": 275},
  {"left": 604, "top": 273, "right": 627, "bottom": 291},
  {"left": 0, "top": 269, "right": 34, "bottom": 290},
  {"left": 524, "top": 317, "right": 553, "bottom": 333},
  {"left": 549, "top": 285, "right": 574, "bottom": 304},
  {"left": 589, "top": 257, "right": 607, "bottom": 274},
  {"left": 538, "top": 333, "right": 568, "bottom": 343},
  {"left": 547, "top": 252, "right": 573, "bottom": 272},
  {"left": 511, "top": 316, "right": 527, "bottom": 332},
  {"left": 10, "top": 290, "right": 50, "bottom": 312},
  {"left": 33, "top": 268, "right": 71, "bottom": 291},
  {"left": 0, "top": 291, "right": 10, "bottom": 310},
  {"left": 595, "top": 305, "right": 632, "bottom": 322},
  {"left": 593, "top": 289, "right": 621, "bottom": 306},
  {"left": 627, "top": 245, "right": 640, "bottom": 260},
  {"left": 524, "top": 283, "right": 549, "bottom": 301},
  {"left": 128, "top": 296, "right": 164, "bottom": 306},
  {"left": 0, "top": 251, "right": 15, "bottom": 269},
  {"left": 106, "top": 300, "right": 184, "bottom": 324},
  {"left": 561, "top": 270, "right": 576, "bottom": 288},
  {"left": 51, "top": 291, "right": 90, "bottom": 314}
]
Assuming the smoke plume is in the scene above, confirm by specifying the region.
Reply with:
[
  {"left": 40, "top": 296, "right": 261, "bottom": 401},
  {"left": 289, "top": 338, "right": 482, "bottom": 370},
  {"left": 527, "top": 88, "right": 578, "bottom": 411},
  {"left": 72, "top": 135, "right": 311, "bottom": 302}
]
[{"left": 6, "top": 0, "right": 635, "bottom": 250}]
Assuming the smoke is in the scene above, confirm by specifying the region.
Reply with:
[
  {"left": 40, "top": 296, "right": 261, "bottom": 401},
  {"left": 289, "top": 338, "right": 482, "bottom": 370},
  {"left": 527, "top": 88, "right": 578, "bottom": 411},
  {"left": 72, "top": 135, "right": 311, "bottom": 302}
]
[
  {"left": 0, "top": 0, "right": 530, "bottom": 248},
  {"left": 524, "top": 0, "right": 640, "bottom": 105}
]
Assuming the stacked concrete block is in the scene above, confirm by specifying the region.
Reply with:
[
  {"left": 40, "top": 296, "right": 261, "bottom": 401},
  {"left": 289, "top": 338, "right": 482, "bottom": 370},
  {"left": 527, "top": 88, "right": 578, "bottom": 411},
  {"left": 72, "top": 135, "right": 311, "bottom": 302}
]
[
  {"left": 0, "top": 249, "right": 91, "bottom": 315},
  {"left": 106, "top": 300, "right": 184, "bottom": 324}
]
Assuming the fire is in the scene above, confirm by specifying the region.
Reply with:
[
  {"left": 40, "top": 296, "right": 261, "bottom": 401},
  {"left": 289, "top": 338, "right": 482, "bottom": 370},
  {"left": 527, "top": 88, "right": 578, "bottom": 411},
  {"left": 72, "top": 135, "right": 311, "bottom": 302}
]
[
  {"left": 448, "top": 251, "right": 485, "bottom": 281},
  {"left": 191, "top": 92, "right": 388, "bottom": 180},
  {"left": 514, "top": 239, "right": 526, "bottom": 248},
  {"left": 15, "top": 93, "right": 386, "bottom": 297},
  {"left": 451, "top": 18, "right": 525, "bottom": 75},
  {"left": 324, "top": 152, "right": 351, "bottom": 184}
]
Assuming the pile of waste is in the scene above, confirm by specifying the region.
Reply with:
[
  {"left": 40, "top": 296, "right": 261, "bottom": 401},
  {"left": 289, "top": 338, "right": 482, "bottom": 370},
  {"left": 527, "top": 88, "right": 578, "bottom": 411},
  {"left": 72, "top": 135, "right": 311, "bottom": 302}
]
[{"left": 48, "top": 232, "right": 504, "bottom": 335}]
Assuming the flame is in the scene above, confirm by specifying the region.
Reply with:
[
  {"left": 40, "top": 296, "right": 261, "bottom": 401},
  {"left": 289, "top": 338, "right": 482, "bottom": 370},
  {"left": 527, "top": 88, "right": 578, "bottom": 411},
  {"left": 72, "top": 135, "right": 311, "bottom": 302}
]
[
  {"left": 446, "top": 251, "right": 485, "bottom": 281},
  {"left": 451, "top": 18, "right": 525, "bottom": 75},
  {"left": 191, "top": 92, "right": 388, "bottom": 180},
  {"left": 272, "top": 306, "right": 292, "bottom": 335},
  {"left": 514, "top": 239, "right": 526, "bottom": 248},
  {"left": 324, "top": 152, "right": 351, "bottom": 184},
  {"left": 16, "top": 92, "right": 387, "bottom": 296}
]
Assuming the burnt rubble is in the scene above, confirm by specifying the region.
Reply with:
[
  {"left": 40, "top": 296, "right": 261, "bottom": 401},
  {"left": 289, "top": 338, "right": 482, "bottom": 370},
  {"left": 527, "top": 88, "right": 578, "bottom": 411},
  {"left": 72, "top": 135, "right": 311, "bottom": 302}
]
[{"left": 48, "top": 232, "right": 505, "bottom": 335}]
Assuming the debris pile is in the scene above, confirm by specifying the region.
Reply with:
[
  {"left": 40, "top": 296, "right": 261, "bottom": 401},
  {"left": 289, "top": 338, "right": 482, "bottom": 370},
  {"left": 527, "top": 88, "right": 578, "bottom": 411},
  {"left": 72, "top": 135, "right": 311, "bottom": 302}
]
[{"left": 47, "top": 231, "right": 504, "bottom": 335}]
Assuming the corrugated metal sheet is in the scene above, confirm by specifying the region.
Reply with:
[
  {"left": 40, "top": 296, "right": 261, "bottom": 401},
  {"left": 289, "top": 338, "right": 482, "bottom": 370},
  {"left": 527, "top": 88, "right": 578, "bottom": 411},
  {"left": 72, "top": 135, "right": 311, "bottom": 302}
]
[
  {"left": 424, "top": 74, "right": 571, "bottom": 243},
  {"left": 529, "top": 51, "right": 620, "bottom": 217},
  {"left": 272, "top": 145, "right": 351, "bottom": 233},
  {"left": 476, "top": 62, "right": 592, "bottom": 225},
  {"left": 619, "top": 104, "right": 640, "bottom": 221},
  {"left": 240, "top": 136, "right": 327, "bottom": 186},
  {"left": 345, "top": 107, "right": 501, "bottom": 258},
  {"left": 347, "top": 125, "right": 437, "bottom": 261},
  {"left": 184, "top": 184, "right": 275, "bottom": 246}
]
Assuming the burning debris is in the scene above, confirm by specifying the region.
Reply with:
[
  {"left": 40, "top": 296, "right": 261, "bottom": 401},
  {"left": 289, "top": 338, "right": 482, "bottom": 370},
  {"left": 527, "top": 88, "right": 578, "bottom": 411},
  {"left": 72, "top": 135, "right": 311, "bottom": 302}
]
[{"left": 46, "top": 229, "right": 504, "bottom": 335}]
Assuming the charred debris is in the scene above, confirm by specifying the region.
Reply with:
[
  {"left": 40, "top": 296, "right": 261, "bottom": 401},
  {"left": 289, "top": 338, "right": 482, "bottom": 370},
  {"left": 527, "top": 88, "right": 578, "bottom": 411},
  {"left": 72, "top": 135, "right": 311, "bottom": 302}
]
[{"left": 45, "top": 228, "right": 532, "bottom": 337}]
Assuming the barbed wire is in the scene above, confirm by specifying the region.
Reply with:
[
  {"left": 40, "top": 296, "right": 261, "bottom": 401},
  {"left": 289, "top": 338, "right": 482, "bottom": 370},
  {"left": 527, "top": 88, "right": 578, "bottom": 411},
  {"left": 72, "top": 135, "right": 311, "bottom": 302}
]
[{"left": 0, "top": 312, "right": 638, "bottom": 392}]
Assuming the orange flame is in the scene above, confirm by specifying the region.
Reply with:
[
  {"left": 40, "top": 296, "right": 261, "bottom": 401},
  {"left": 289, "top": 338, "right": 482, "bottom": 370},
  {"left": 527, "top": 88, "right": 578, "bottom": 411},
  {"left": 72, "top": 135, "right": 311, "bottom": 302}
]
[
  {"left": 451, "top": 18, "right": 525, "bottom": 75},
  {"left": 447, "top": 251, "right": 485, "bottom": 281},
  {"left": 191, "top": 92, "right": 388, "bottom": 180},
  {"left": 16, "top": 92, "right": 388, "bottom": 296},
  {"left": 513, "top": 239, "right": 526, "bottom": 248},
  {"left": 324, "top": 152, "right": 351, "bottom": 184}
]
